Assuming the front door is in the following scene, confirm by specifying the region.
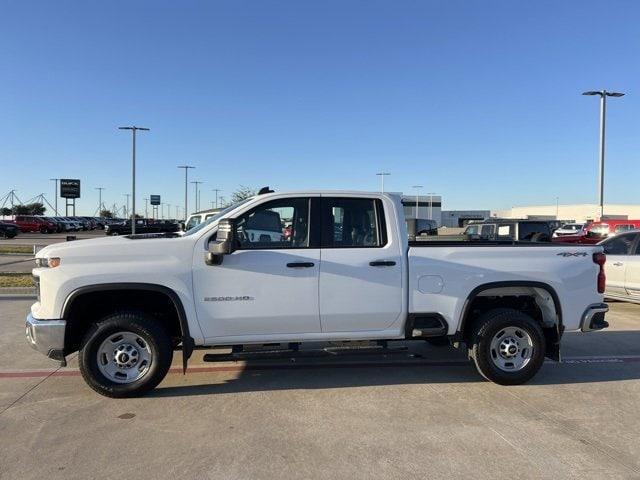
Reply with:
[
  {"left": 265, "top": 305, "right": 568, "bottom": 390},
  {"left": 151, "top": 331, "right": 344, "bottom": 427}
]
[
  {"left": 318, "top": 197, "right": 403, "bottom": 333},
  {"left": 192, "top": 197, "right": 321, "bottom": 340},
  {"left": 624, "top": 234, "right": 640, "bottom": 298},
  {"left": 602, "top": 233, "right": 638, "bottom": 297}
]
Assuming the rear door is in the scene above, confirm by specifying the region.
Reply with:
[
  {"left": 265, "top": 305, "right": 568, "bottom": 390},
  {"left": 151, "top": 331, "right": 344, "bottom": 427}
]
[
  {"left": 318, "top": 196, "right": 403, "bottom": 333},
  {"left": 601, "top": 233, "right": 638, "bottom": 297},
  {"left": 624, "top": 234, "right": 640, "bottom": 298}
]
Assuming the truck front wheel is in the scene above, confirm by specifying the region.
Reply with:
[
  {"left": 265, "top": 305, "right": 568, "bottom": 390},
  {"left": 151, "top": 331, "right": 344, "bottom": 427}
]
[
  {"left": 470, "top": 308, "right": 545, "bottom": 385},
  {"left": 79, "top": 312, "right": 173, "bottom": 398}
]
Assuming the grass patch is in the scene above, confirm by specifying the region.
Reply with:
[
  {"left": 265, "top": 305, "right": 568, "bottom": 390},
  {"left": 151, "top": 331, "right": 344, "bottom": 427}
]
[
  {"left": 0, "top": 274, "right": 34, "bottom": 288},
  {"left": 0, "top": 245, "right": 33, "bottom": 254}
]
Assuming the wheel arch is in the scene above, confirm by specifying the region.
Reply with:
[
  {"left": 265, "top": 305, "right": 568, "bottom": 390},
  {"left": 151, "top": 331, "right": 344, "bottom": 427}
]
[
  {"left": 456, "top": 281, "right": 563, "bottom": 360},
  {"left": 62, "top": 283, "right": 194, "bottom": 371}
]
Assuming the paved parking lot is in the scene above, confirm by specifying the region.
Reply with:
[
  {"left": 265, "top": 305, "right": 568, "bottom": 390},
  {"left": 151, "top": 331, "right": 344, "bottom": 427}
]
[{"left": 1, "top": 298, "right": 640, "bottom": 479}]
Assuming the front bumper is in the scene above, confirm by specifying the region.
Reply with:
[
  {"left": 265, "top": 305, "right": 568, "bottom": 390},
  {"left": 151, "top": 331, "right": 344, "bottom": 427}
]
[
  {"left": 25, "top": 313, "right": 66, "bottom": 362},
  {"left": 580, "top": 303, "right": 609, "bottom": 332}
]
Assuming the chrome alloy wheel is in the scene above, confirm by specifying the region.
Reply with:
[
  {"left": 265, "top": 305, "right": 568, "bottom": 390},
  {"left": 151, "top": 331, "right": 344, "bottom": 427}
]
[
  {"left": 489, "top": 326, "right": 534, "bottom": 372},
  {"left": 96, "top": 331, "right": 153, "bottom": 384}
]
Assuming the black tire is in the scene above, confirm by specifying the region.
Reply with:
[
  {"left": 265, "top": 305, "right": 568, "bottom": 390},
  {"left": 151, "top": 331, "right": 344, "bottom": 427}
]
[
  {"left": 470, "top": 308, "right": 545, "bottom": 385},
  {"left": 79, "top": 311, "right": 173, "bottom": 398}
]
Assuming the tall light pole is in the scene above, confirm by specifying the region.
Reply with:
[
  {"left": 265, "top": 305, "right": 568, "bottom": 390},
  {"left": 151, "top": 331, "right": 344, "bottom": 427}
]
[
  {"left": 144, "top": 197, "right": 149, "bottom": 219},
  {"left": 582, "top": 90, "right": 624, "bottom": 219},
  {"left": 376, "top": 172, "right": 391, "bottom": 193},
  {"left": 212, "top": 188, "right": 221, "bottom": 208},
  {"left": 177, "top": 165, "right": 195, "bottom": 219},
  {"left": 191, "top": 180, "right": 203, "bottom": 212},
  {"left": 95, "top": 187, "right": 105, "bottom": 216},
  {"left": 167, "top": 203, "right": 172, "bottom": 219},
  {"left": 556, "top": 196, "right": 559, "bottom": 218},
  {"left": 49, "top": 178, "right": 59, "bottom": 215},
  {"left": 412, "top": 185, "right": 423, "bottom": 219},
  {"left": 119, "top": 126, "right": 149, "bottom": 234}
]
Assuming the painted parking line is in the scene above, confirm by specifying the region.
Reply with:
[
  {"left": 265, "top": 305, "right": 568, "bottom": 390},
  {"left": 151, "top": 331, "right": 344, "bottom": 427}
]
[{"left": 1, "top": 355, "right": 640, "bottom": 379}]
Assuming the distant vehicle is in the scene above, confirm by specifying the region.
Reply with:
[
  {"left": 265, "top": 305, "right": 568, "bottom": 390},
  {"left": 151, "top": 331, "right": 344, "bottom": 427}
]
[
  {"left": 185, "top": 208, "right": 223, "bottom": 230},
  {"left": 406, "top": 218, "right": 438, "bottom": 240},
  {"left": 553, "top": 219, "right": 640, "bottom": 245},
  {"left": 552, "top": 223, "right": 586, "bottom": 238},
  {"left": 59, "top": 217, "right": 82, "bottom": 231},
  {"left": 0, "top": 221, "right": 19, "bottom": 239},
  {"left": 105, "top": 219, "right": 181, "bottom": 236},
  {"left": 464, "top": 219, "right": 551, "bottom": 242},
  {"left": 598, "top": 230, "right": 640, "bottom": 304},
  {"left": 13, "top": 216, "right": 57, "bottom": 233}
]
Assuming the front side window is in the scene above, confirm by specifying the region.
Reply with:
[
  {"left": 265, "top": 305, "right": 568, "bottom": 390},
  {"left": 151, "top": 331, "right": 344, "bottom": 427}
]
[
  {"left": 480, "top": 224, "right": 495, "bottom": 238},
  {"left": 186, "top": 215, "right": 202, "bottom": 230},
  {"left": 236, "top": 198, "right": 309, "bottom": 249},
  {"left": 321, "top": 198, "right": 383, "bottom": 248},
  {"left": 603, "top": 233, "right": 637, "bottom": 255}
]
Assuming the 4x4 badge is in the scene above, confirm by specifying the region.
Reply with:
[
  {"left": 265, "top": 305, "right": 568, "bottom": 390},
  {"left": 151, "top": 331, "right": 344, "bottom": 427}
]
[{"left": 557, "top": 252, "right": 588, "bottom": 257}]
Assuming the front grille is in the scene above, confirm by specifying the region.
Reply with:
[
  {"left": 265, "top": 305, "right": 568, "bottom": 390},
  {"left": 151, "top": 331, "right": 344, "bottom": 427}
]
[{"left": 33, "top": 275, "right": 40, "bottom": 301}]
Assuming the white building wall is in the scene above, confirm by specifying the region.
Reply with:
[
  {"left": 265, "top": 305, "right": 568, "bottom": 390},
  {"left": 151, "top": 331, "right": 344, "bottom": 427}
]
[{"left": 493, "top": 204, "right": 640, "bottom": 223}]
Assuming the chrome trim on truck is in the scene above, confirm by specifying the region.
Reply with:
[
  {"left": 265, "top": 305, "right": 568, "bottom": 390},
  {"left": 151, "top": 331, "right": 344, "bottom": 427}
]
[
  {"left": 580, "top": 303, "right": 609, "bottom": 332},
  {"left": 25, "top": 313, "right": 66, "bottom": 362}
]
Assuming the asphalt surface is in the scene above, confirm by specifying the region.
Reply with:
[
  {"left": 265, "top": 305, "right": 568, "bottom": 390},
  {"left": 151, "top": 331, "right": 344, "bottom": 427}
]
[
  {"left": 0, "top": 229, "right": 105, "bottom": 247},
  {"left": 1, "top": 298, "right": 640, "bottom": 479}
]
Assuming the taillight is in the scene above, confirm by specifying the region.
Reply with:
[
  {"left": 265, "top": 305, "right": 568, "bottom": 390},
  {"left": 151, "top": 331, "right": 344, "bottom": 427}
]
[{"left": 593, "top": 252, "right": 606, "bottom": 293}]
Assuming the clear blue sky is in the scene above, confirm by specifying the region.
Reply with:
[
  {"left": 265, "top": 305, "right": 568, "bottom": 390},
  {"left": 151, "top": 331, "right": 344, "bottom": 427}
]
[{"left": 1, "top": 0, "right": 639, "bottom": 216}]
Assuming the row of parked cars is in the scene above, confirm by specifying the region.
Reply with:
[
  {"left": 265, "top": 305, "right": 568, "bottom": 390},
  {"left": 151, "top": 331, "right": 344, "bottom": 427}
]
[{"left": 0, "top": 215, "right": 127, "bottom": 238}]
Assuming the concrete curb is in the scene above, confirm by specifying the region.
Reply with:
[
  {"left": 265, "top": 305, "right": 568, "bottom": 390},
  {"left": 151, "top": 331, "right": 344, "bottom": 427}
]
[{"left": 0, "top": 287, "right": 36, "bottom": 296}]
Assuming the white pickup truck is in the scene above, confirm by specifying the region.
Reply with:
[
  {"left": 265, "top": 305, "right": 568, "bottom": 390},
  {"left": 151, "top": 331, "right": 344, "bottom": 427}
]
[{"left": 26, "top": 190, "right": 609, "bottom": 397}]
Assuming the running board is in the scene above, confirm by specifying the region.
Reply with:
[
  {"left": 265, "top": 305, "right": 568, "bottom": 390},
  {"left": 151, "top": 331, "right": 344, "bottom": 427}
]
[{"left": 203, "top": 342, "right": 408, "bottom": 363}]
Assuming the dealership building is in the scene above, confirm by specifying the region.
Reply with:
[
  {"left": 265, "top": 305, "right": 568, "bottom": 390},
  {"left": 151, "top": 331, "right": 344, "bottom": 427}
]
[{"left": 493, "top": 204, "right": 640, "bottom": 223}]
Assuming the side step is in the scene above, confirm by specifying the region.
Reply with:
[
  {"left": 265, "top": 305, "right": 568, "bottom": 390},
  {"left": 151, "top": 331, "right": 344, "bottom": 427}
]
[
  {"left": 202, "top": 341, "right": 408, "bottom": 363},
  {"left": 408, "top": 314, "right": 448, "bottom": 338}
]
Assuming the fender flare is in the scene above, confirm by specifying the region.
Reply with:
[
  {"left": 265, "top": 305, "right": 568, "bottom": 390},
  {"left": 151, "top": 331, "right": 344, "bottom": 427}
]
[
  {"left": 62, "top": 282, "right": 195, "bottom": 372},
  {"left": 455, "top": 281, "right": 564, "bottom": 348}
]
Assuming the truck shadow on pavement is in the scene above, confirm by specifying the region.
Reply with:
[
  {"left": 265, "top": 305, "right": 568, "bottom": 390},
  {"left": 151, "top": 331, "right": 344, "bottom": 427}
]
[{"left": 150, "top": 330, "right": 640, "bottom": 398}]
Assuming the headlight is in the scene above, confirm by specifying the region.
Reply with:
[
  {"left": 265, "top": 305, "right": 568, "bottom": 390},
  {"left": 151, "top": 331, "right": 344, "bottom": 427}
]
[{"left": 35, "top": 257, "right": 61, "bottom": 268}]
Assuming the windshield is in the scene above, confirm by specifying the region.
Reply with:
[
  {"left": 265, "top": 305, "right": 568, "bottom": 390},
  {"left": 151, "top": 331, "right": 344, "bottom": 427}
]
[{"left": 182, "top": 198, "right": 254, "bottom": 236}]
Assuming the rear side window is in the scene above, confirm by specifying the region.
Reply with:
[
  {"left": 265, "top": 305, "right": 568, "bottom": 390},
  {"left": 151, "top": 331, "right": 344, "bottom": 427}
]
[
  {"left": 518, "top": 222, "right": 550, "bottom": 241},
  {"left": 320, "top": 198, "right": 384, "bottom": 248},
  {"left": 603, "top": 233, "right": 638, "bottom": 255},
  {"left": 614, "top": 224, "right": 634, "bottom": 233},
  {"left": 497, "top": 225, "right": 513, "bottom": 237}
]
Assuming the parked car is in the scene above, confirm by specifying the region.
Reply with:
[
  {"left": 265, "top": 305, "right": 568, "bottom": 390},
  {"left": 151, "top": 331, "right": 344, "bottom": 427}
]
[
  {"left": 464, "top": 219, "right": 552, "bottom": 242},
  {"left": 0, "top": 221, "right": 19, "bottom": 239},
  {"left": 407, "top": 218, "right": 438, "bottom": 240},
  {"left": 552, "top": 223, "right": 587, "bottom": 238},
  {"left": 13, "top": 216, "right": 57, "bottom": 233},
  {"left": 28, "top": 190, "right": 608, "bottom": 397},
  {"left": 598, "top": 230, "right": 640, "bottom": 304},
  {"left": 553, "top": 219, "right": 640, "bottom": 245},
  {"left": 104, "top": 219, "right": 181, "bottom": 236},
  {"left": 185, "top": 208, "right": 223, "bottom": 230}
]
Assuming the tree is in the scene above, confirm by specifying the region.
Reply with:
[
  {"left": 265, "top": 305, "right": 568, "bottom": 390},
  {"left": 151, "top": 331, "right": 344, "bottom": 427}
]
[
  {"left": 13, "top": 203, "right": 46, "bottom": 215},
  {"left": 230, "top": 186, "right": 257, "bottom": 204},
  {"left": 99, "top": 209, "right": 114, "bottom": 218},
  {"left": 0, "top": 207, "right": 11, "bottom": 216}
]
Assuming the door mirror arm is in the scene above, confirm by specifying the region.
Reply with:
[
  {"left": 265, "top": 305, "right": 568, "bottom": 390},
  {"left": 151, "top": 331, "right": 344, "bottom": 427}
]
[{"left": 205, "top": 218, "right": 237, "bottom": 266}]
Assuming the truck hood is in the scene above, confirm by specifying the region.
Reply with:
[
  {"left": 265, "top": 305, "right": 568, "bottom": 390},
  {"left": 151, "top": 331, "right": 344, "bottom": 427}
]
[{"left": 36, "top": 235, "right": 191, "bottom": 261}]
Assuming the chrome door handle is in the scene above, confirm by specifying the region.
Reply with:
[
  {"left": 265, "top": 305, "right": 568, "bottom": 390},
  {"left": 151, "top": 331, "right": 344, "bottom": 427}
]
[{"left": 613, "top": 262, "right": 624, "bottom": 266}]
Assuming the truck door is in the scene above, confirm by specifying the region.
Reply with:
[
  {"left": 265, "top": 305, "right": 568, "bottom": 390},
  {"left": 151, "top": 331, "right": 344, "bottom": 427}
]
[
  {"left": 623, "top": 234, "right": 640, "bottom": 298},
  {"left": 601, "top": 233, "right": 637, "bottom": 297},
  {"left": 318, "top": 196, "right": 403, "bottom": 332},
  {"left": 192, "top": 196, "right": 322, "bottom": 339}
]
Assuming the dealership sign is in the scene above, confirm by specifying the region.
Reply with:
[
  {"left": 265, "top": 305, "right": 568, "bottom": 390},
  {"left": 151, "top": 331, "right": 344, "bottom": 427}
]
[
  {"left": 60, "top": 179, "right": 81, "bottom": 198},
  {"left": 150, "top": 195, "right": 161, "bottom": 205}
]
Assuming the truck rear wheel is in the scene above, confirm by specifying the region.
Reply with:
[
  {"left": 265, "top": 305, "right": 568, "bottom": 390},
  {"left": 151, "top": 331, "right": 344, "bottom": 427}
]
[
  {"left": 470, "top": 308, "right": 545, "bottom": 385},
  {"left": 79, "top": 312, "right": 173, "bottom": 398}
]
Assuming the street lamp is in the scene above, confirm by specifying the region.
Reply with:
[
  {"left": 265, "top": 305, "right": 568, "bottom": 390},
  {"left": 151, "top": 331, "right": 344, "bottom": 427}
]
[
  {"left": 118, "top": 126, "right": 150, "bottom": 234},
  {"left": 426, "top": 192, "right": 437, "bottom": 220},
  {"left": 124, "top": 193, "right": 131, "bottom": 219},
  {"left": 211, "top": 188, "right": 221, "bottom": 208},
  {"left": 191, "top": 180, "right": 203, "bottom": 212},
  {"left": 376, "top": 172, "right": 391, "bottom": 193},
  {"left": 582, "top": 90, "right": 625, "bottom": 218},
  {"left": 95, "top": 187, "right": 105, "bottom": 217},
  {"left": 177, "top": 165, "right": 195, "bottom": 218},
  {"left": 412, "top": 185, "right": 423, "bottom": 219},
  {"left": 49, "top": 178, "right": 59, "bottom": 215}
]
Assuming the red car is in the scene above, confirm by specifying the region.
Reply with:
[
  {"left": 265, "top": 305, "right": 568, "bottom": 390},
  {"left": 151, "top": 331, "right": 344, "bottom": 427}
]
[
  {"left": 13, "top": 216, "right": 57, "bottom": 233},
  {"left": 552, "top": 219, "right": 640, "bottom": 244}
]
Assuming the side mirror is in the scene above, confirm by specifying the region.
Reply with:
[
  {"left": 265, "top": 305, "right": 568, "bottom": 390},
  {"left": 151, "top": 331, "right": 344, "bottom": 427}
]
[{"left": 205, "top": 218, "right": 236, "bottom": 265}]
